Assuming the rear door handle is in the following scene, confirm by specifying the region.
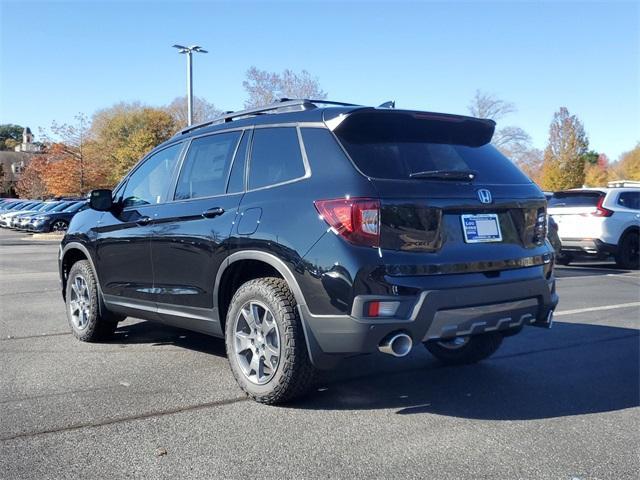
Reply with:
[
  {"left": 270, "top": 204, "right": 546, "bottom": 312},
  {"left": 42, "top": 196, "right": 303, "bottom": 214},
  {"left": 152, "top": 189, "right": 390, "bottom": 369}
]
[
  {"left": 136, "top": 216, "right": 152, "bottom": 226},
  {"left": 202, "top": 207, "right": 225, "bottom": 219}
]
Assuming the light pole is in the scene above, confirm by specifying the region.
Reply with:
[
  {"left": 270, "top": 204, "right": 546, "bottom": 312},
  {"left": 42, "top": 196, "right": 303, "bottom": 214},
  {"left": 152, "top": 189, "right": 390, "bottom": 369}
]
[{"left": 172, "top": 44, "right": 208, "bottom": 126}]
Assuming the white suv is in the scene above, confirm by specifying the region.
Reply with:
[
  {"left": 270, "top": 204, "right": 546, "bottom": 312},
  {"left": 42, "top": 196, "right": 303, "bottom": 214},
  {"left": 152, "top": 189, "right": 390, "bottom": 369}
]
[{"left": 547, "top": 188, "right": 639, "bottom": 269}]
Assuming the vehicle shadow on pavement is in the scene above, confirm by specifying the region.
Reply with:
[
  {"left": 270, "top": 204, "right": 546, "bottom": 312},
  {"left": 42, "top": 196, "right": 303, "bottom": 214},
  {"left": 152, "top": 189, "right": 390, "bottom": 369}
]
[
  {"left": 292, "top": 322, "right": 640, "bottom": 420},
  {"left": 105, "top": 319, "right": 639, "bottom": 420},
  {"left": 109, "top": 320, "right": 228, "bottom": 358}
]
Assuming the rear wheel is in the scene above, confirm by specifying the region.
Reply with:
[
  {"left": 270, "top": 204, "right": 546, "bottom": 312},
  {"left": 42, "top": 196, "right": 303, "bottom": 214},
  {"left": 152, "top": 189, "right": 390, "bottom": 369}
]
[
  {"left": 225, "top": 277, "right": 315, "bottom": 405},
  {"left": 615, "top": 232, "right": 639, "bottom": 270},
  {"left": 65, "top": 260, "right": 122, "bottom": 341},
  {"left": 424, "top": 332, "right": 503, "bottom": 366}
]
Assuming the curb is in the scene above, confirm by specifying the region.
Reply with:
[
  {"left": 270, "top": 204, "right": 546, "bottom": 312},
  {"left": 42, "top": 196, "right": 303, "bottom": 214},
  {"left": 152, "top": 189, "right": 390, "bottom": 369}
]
[{"left": 23, "top": 233, "right": 64, "bottom": 241}]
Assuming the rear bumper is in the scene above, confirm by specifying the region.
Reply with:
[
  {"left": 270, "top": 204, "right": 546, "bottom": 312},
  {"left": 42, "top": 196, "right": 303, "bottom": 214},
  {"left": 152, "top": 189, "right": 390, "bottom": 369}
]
[
  {"left": 561, "top": 238, "right": 617, "bottom": 255},
  {"left": 300, "top": 276, "right": 558, "bottom": 367}
]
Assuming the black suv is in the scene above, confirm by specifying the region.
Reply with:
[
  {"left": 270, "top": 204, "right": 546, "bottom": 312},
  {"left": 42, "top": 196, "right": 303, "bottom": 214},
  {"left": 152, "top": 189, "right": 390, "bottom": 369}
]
[{"left": 59, "top": 99, "right": 558, "bottom": 404}]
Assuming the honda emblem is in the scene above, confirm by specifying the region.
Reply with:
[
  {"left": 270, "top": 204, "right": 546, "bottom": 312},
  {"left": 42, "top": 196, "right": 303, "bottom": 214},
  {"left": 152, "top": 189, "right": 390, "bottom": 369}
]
[{"left": 477, "top": 189, "right": 492, "bottom": 204}]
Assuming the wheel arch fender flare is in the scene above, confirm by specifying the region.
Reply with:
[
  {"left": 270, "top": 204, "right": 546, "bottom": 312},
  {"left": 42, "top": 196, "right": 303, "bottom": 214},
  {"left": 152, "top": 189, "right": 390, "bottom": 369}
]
[
  {"left": 213, "top": 250, "right": 308, "bottom": 310},
  {"left": 620, "top": 225, "right": 640, "bottom": 241},
  {"left": 214, "top": 250, "right": 339, "bottom": 370},
  {"left": 60, "top": 242, "right": 103, "bottom": 298}
]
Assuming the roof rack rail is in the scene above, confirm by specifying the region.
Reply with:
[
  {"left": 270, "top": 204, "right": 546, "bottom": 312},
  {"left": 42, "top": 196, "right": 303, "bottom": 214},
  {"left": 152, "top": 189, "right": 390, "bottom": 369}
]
[
  {"left": 175, "top": 98, "right": 361, "bottom": 136},
  {"left": 280, "top": 98, "right": 360, "bottom": 107},
  {"left": 176, "top": 99, "right": 315, "bottom": 136}
]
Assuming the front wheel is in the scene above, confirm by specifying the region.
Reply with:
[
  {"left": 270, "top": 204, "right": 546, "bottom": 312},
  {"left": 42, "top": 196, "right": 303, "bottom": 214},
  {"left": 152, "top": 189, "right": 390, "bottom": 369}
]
[
  {"left": 615, "top": 232, "right": 639, "bottom": 270},
  {"left": 424, "top": 332, "right": 503, "bottom": 366},
  {"left": 225, "top": 277, "right": 315, "bottom": 405},
  {"left": 65, "top": 260, "right": 121, "bottom": 341},
  {"left": 51, "top": 220, "right": 68, "bottom": 232}
]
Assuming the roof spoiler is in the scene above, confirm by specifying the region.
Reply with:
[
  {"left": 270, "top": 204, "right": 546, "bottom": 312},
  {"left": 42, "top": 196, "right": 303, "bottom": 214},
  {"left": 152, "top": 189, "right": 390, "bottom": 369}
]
[{"left": 327, "top": 108, "right": 496, "bottom": 147}]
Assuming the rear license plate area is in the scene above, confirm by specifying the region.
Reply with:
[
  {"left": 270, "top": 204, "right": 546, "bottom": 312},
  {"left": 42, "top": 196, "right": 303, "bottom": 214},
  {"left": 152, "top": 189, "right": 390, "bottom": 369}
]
[{"left": 461, "top": 213, "right": 502, "bottom": 243}]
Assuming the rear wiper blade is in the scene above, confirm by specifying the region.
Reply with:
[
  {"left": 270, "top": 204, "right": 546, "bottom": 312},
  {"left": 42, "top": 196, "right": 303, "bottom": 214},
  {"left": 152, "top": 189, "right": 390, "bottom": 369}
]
[{"left": 409, "top": 170, "right": 477, "bottom": 181}]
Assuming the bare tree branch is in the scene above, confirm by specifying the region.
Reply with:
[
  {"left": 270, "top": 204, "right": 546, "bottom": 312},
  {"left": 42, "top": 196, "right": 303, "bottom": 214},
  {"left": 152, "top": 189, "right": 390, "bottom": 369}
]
[
  {"left": 243, "top": 67, "right": 327, "bottom": 108},
  {"left": 468, "top": 90, "right": 516, "bottom": 121}
]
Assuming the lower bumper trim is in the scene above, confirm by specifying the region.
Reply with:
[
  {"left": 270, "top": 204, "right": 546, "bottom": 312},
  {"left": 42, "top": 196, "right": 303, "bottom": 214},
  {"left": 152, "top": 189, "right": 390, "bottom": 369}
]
[{"left": 422, "top": 298, "right": 539, "bottom": 341}]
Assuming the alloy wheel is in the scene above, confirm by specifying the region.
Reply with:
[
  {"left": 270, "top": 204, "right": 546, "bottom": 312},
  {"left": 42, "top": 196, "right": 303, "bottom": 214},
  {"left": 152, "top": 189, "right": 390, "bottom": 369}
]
[
  {"left": 69, "top": 275, "right": 91, "bottom": 330},
  {"left": 233, "top": 300, "right": 281, "bottom": 385},
  {"left": 52, "top": 220, "right": 67, "bottom": 232}
]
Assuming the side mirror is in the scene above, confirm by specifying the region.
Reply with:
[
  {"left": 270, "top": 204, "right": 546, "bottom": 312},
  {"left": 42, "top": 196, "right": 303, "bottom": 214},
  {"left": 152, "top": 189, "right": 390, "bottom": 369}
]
[{"left": 89, "top": 189, "right": 113, "bottom": 211}]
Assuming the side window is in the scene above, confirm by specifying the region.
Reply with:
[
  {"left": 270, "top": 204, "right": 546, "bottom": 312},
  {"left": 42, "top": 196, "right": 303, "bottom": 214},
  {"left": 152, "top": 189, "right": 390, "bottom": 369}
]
[
  {"left": 617, "top": 192, "right": 640, "bottom": 210},
  {"left": 122, "top": 143, "right": 183, "bottom": 208},
  {"left": 226, "top": 130, "right": 250, "bottom": 193},
  {"left": 248, "top": 127, "right": 305, "bottom": 190},
  {"left": 175, "top": 131, "right": 241, "bottom": 200}
]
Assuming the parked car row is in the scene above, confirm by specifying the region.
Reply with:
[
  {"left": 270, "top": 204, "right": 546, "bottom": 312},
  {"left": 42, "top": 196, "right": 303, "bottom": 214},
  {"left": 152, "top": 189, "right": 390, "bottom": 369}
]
[
  {"left": 0, "top": 198, "right": 88, "bottom": 233},
  {"left": 546, "top": 187, "right": 640, "bottom": 269}
]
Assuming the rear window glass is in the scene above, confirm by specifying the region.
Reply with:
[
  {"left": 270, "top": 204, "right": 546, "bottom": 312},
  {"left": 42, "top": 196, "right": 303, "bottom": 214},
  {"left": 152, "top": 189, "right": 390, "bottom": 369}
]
[
  {"left": 617, "top": 191, "right": 640, "bottom": 210},
  {"left": 249, "top": 127, "right": 305, "bottom": 189},
  {"left": 334, "top": 112, "right": 531, "bottom": 184},
  {"left": 548, "top": 192, "right": 603, "bottom": 208}
]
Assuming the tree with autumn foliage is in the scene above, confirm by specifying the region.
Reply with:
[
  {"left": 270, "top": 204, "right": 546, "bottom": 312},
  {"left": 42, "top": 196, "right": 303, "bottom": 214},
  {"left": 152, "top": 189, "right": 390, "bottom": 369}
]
[
  {"left": 583, "top": 153, "right": 609, "bottom": 187},
  {"left": 539, "top": 107, "right": 589, "bottom": 190},
  {"left": 15, "top": 156, "right": 50, "bottom": 199},
  {"left": 39, "top": 114, "right": 100, "bottom": 196},
  {"left": 90, "top": 103, "right": 177, "bottom": 183},
  {"left": 165, "top": 96, "right": 221, "bottom": 129},
  {"left": 610, "top": 144, "right": 640, "bottom": 181}
]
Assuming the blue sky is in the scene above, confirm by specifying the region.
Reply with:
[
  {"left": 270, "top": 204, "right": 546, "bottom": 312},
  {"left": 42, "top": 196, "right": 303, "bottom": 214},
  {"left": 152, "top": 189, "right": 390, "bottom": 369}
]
[{"left": 1, "top": 0, "right": 638, "bottom": 160}]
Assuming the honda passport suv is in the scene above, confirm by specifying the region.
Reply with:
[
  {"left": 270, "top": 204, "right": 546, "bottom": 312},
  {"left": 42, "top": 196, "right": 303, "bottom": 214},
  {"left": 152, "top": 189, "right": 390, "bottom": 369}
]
[{"left": 59, "top": 99, "right": 558, "bottom": 404}]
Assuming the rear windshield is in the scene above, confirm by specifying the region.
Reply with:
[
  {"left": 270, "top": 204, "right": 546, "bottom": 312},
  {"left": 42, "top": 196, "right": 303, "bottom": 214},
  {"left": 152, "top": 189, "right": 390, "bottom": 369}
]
[
  {"left": 548, "top": 191, "right": 603, "bottom": 208},
  {"left": 334, "top": 111, "right": 531, "bottom": 184}
]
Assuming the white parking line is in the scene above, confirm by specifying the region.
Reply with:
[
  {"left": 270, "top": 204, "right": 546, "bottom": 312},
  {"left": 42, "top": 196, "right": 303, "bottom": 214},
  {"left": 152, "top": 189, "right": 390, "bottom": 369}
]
[
  {"left": 555, "top": 302, "right": 640, "bottom": 317},
  {"left": 556, "top": 273, "right": 640, "bottom": 280}
]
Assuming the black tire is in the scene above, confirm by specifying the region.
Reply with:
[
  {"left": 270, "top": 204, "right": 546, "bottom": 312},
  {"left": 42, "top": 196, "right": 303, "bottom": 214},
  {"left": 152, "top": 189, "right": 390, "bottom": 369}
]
[
  {"left": 424, "top": 332, "right": 503, "bottom": 366},
  {"left": 65, "top": 260, "right": 121, "bottom": 342},
  {"left": 615, "top": 231, "right": 639, "bottom": 270},
  {"left": 225, "top": 277, "right": 315, "bottom": 405},
  {"left": 50, "top": 220, "right": 68, "bottom": 232},
  {"left": 556, "top": 253, "right": 573, "bottom": 266}
]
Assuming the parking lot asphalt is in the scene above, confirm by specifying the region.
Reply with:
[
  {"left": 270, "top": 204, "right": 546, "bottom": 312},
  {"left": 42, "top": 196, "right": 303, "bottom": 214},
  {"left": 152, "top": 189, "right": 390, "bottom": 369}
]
[{"left": 1, "top": 229, "right": 638, "bottom": 479}]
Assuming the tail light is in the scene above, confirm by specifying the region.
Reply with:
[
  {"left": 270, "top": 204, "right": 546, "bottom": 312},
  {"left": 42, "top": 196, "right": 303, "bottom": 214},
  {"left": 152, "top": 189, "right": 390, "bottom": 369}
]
[
  {"left": 366, "top": 300, "right": 400, "bottom": 317},
  {"left": 534, "top": 208, "right": 547, "bottom": 245},
  {"left": 314, "top": 197, "right": 380, "bottom": 247},
  {"left": 593, "top": 196, "right": 613, "bottom": 217}
]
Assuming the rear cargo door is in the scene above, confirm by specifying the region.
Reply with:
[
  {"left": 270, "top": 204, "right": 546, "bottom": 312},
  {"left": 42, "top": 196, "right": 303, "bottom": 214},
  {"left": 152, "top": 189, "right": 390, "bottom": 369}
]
[
  {"left": 331, "top": 109, "right": 547, "bottom": 263},
  {"left": 547, "top": 191, "right": 606, "bottom": 240}
]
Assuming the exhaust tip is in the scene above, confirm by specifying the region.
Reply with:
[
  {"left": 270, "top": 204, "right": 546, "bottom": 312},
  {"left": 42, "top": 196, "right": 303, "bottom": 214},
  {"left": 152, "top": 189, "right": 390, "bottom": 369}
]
[
  {"left": 378, "top": 332, "right": 413, "bottom": 357},
  {"left": 547, "top": 309, "right": 554, "bottom": 328}
]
